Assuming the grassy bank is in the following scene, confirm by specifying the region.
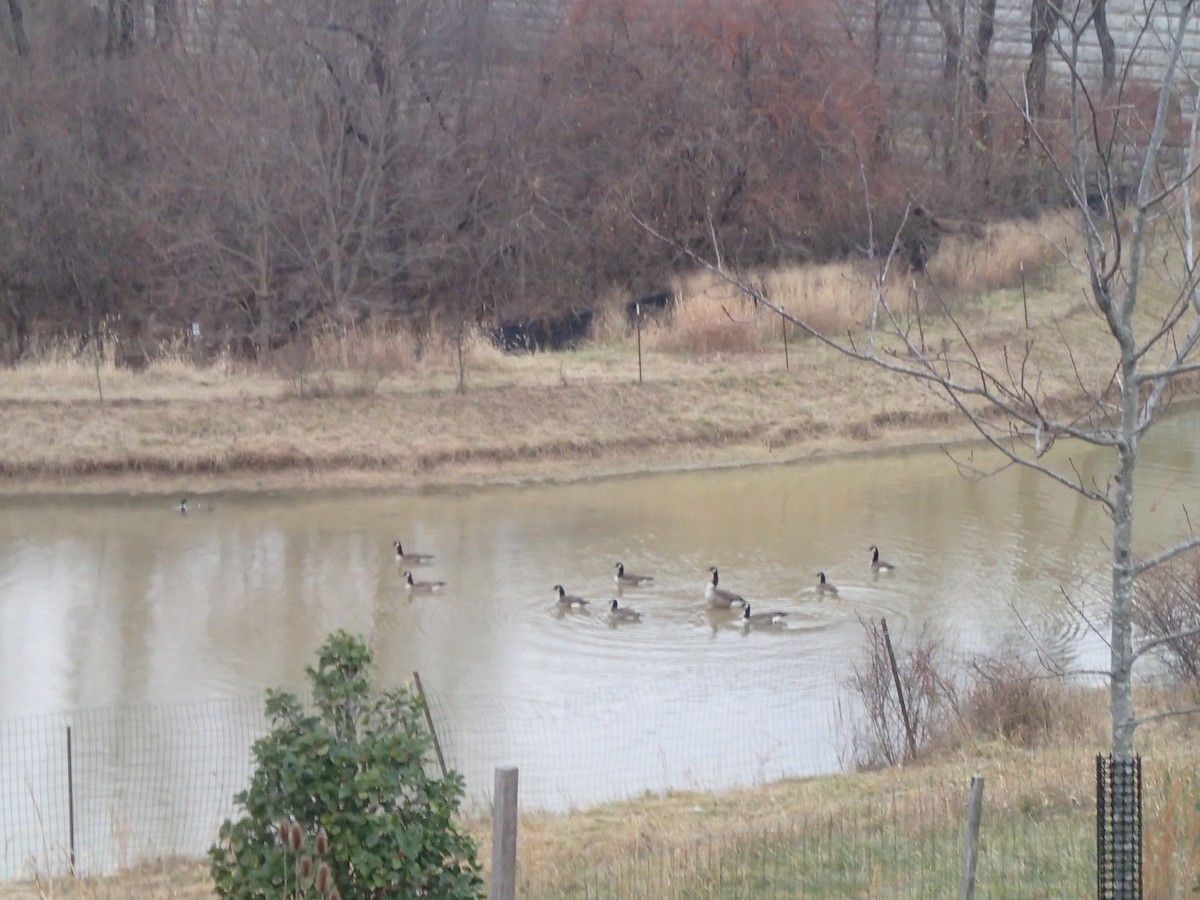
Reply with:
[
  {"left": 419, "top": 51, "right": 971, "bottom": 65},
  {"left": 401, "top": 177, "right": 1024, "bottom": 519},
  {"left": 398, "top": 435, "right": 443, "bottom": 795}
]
[{"left": 0, "top": 210, "right": 1158, "bottom": 496}]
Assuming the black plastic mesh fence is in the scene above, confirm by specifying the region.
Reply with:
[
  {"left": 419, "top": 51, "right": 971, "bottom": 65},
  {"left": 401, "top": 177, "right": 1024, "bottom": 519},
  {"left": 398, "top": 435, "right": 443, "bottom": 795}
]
[{"left": 1096, "top": 753, "right": 1143, "bottom": 900}]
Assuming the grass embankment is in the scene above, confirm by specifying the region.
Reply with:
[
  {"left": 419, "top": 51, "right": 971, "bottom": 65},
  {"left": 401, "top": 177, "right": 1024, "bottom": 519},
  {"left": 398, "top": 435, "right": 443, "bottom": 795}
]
[
  {"left": 4, "top": 210, "right": 1200, "bottom": 897},
  {"left": 0, "top": 210, "right": 1159, "bottom": 496}
]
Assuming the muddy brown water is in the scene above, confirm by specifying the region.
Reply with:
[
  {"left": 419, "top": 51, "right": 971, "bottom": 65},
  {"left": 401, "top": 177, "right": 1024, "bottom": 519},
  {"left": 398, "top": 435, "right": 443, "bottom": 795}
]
[{"left": 2, "top": 413, "right": 1199, "bottom": 875}]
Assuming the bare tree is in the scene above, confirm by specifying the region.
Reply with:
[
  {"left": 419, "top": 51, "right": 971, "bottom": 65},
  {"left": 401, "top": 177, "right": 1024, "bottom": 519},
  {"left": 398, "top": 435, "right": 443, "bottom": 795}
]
[
  {"left": 4, "top": 0, "right": 29, "bottom": 57},
  {"left": 144, "top": 38, "right": 314, "bottom": 354},
  {"left": 922, "top": 0, "right": 999, "bottom": 176},
  {"left": 1026, "top": 0, "right": 1060, "bottom": 127},
  {"left": 105, "top": 0, "right": 135, "bottom": 57},
  {"left": 643, "top": 0, "right": 1199, "bottom": 891}
]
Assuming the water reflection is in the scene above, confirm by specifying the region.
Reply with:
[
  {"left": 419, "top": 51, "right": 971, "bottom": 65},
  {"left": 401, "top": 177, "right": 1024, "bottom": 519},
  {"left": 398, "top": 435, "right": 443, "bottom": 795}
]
[{"left": 2, "top": 412, "right": 1200, "bottom": 833}]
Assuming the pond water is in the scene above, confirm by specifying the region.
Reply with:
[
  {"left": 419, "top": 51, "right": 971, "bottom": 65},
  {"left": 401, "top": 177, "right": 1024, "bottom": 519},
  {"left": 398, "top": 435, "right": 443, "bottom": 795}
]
[{"left": 1, "top": 412, "right": 1199, "bottom": 876}]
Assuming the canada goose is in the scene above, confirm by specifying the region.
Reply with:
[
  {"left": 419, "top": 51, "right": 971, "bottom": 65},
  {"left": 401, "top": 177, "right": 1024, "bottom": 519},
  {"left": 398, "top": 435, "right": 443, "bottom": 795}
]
[
  {"left": 705, "top": 567, "right": 747, "bottom": 608},
  {"left": 609, "top": 598, "right": 642, "bottom": 621},
  {"left": 554, "top": 584, "right": 588, "bottom": 608},
  {"left": 179, "top": 498, "right": 187, "bottom": 514},
  {"left": 817, "top": 572, "right": 839, "bottom": 597},
  {"left": 869, "top": 546, "right": 896, "bottom": 573},
  {"left": 742, "top": 604, "right": 788, "bottom": 626},
  {"left": 394, "top": 540, "right": 434, "bottom": 564},
  {"left": 614, "top": 561, "right": 655, "bottom": 587},
  {"left": 404, "top": 571, "right": 446, "bottom": 593},
  {"left": 179, "top": 498, "right": 213, "bottom": 513}
]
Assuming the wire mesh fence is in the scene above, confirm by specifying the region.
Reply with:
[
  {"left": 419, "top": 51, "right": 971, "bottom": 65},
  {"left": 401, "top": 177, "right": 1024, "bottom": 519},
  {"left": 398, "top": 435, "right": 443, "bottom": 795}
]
[
  {"left": 0, "top": 696, "right": 268, "bottom": 881},
  {"left": 542, "top": 800, "right": 1098, "bottom": 900},
  {"left": 520, "top": 747, "right": 1200, "bottom": 899},
  {"left": 422, "top": 680, "right": 844, "bottom": 815},
  {"left": 2, "top": 683, "right": 1198, "bottom": 894},
  {"left": 0, "top": 675, "right": 845, "bottom": 881}
]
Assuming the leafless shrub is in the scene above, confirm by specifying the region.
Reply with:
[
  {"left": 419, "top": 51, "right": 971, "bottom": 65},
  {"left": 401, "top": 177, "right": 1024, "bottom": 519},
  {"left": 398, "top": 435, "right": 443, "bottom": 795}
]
[
  {"left": 1135, "top": 551, "right": 1200, "bottom": 685},
  {"left": 311, "top": 324, "right": 416, "bottom": 397},
  {"left": 955, "top": 656, "right": 1085, "bottom": 748},
  {"left": 271, "top": 341, "right": 331, "bottom": 399},
  {"left": 842, "top": 618, "right": 956, "bottom": 769}
]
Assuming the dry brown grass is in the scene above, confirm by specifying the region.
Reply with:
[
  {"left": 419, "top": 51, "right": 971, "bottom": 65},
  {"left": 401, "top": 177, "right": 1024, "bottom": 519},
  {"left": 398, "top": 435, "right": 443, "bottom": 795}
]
[
  {"left": 645, "top": 261, "right": 876, "bottom": 356},
  {"left": 949, "top": 659, "right": 1109, "bottom": 751},
  {"left": 0, "top": 858, "right": 212, "bottom": 899},
  {"left": 926, "top": 209, "right": 1082, "bottom": 293},
  {"left": 1143, "top": 764, "right": 1200, "bottom": 899},
  {"left": 762, "top": 259, "right": 878, "bottom": 333},
  {"left": 642, "top": 276, "right": 767, "bottom": 355},
  {"left": 0, "top": 207, "right": 1195, "bottom": 497}
]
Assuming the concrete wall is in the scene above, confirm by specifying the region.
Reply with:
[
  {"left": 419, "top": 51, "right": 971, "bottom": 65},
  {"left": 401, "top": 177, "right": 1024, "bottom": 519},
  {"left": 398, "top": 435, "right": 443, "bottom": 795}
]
[{"left": 842, "top": 0, "right": 1199, "bottom": 96}]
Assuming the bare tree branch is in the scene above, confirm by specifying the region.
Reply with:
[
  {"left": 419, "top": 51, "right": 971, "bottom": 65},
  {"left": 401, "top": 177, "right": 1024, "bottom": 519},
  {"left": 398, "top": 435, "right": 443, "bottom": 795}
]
[
  {"left": 1133, "top": 536, "right": 1200, "bottom": 577},
  {"left": 1132, "top": 704, "right": 1200, "bottom": 728}
]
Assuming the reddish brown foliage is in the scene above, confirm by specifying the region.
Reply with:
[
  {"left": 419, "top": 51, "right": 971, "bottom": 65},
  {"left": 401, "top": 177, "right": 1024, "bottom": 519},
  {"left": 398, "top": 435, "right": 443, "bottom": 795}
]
[{"left": 548, "top": 0, "right": 894, "bottom": 266}]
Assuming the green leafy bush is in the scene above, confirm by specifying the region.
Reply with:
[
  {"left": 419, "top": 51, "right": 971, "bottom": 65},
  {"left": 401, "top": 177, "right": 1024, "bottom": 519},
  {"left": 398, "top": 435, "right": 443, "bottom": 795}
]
[{"left": 209, "top": 630, "right": 483, "bottom": 899}]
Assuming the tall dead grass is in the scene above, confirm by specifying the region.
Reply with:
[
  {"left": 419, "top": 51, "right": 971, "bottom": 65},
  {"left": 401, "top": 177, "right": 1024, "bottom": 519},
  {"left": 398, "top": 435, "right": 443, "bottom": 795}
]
[
  {"left": 0, "top": 210, "right": 1086, "bottom": 388},
  {"left": 943, "top": 657, "right": 1108, "bottom": 750},
  {"left": 926, "top": 209, "right": 1081, "bottom": 293},
  {"left": 762, "top": 260, "right": 878, "bottom": 334},
  {"left": 645, "top": 260, "right": 877, "bottom": 356},
  {"left": 1143, "top": 766, "right": 1200, "bottom": 899},
  {"left": 636, "top": 210, "right": 1082, "bottom": 359},
  {"left": 0, "top": 322, "right": 256, "bottom": 403}
]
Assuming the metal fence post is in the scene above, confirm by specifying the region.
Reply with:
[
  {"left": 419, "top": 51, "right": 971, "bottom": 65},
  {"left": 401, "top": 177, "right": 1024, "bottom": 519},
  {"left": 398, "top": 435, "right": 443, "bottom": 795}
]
[
  {"left": 880, "top": 618, "right": 917, "bottom": 761},
  {"left": 959, "top": 775, "right": 984, "bottom": 899},
  {"left": 67, "top": 725, "right": 76, "bottom": 874},
  {"left": 411, "top": 671, "right": 448, "bottom": 778},
  {"left": 636, "top": 305, "right": 643, "bottom": 385},
  {"left": 491, "top": 767, "right": 519, "bottom": 900}
]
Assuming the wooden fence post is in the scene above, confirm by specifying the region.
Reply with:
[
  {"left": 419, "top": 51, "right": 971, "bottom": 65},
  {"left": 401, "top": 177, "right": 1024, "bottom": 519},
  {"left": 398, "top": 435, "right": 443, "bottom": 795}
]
[
  {"left": 491, "top": 767, "right": 519, "bottom": 900},
  {"left": 959, "top": 775, "right": 985, "bottom": 900}
]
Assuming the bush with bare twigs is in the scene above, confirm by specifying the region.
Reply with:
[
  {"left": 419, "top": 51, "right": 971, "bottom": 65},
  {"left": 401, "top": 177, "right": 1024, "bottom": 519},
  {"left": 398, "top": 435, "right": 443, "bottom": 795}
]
[
  {"left": 841, "top": 618, "right": 957, "bottom": 769},
  {"left": 1135, "top": 550, "right": 1200, "bottom": 685},
  {"left": 953, "top": 656, "right": 1093, "bottom": 749},
  {"left": 843, "top": 619, "right": 1107, "bottom": 767}
]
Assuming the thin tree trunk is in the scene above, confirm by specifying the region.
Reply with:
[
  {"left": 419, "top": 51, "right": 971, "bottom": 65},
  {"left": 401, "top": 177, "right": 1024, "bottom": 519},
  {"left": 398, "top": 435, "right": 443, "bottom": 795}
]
[
  {"left": 1092, "top": 0, "right": 1117, "bottom": 96},
  {"left": 5, "top": 0, "right": 28, "bottom": 56},
  {"left": 971, "top": 0, "right": 997, "bottom": 151},
  {"left": 926, "top": 0, "right": 964, "bottom": 173},
  {"left": 926, "top": 0, "right": 963, "bottom": 83},
  {"left": 105, "top": 0, "right": 134, "bottom": 57},
  {"left": 153, "top": 0, "right": 175, "bottom": 48},
  {"left": 1026, "top": 0, "right": 1057, "bottom": 144},
  {"left": 1111, "top": 429, "right": 1136, "bottom": 760},
  {"left": 872, "top": 0, "right": 885, "bottom": 74}
]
